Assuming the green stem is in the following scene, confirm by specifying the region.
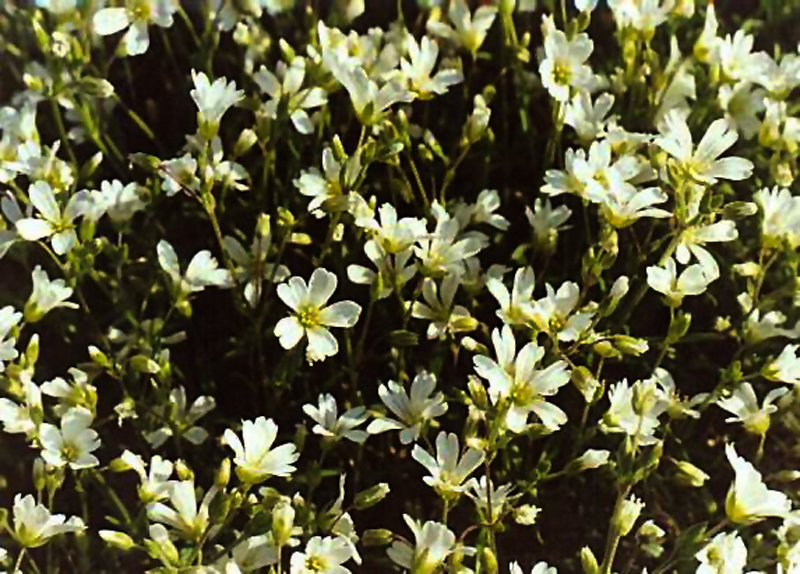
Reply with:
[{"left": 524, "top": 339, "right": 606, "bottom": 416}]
[{"left": 12, "top": 549, "right": 25, "bottom": 574}]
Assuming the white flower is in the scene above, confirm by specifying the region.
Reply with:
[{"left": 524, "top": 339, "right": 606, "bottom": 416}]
[
  {"left": 412, "top": 431, "right": 484, "bottom": 495},
  {"left": 118, "top": 450, "right": 173, "bottom": 503},
  {"left": 675, "top": 220, "right": 737, "bottom": 280},
  {"left": 216, "top": 534, "right": 279, "bottom": 573},
  {"left": 39, "top": 407, "right": 101, "bottom": 469},
  {"left": 303, "top": 394, "right": 369, "bottom": 444},
  {"left": 696, "top": 531, "right": 748, "bottom": 574},
  {"left": 274, "top": 268, "right": 361, "bottom": 363},
  {"left": 487, "top": 267, "right": 536, "bottom": 327},
  {"left": 0, "top": 376, "right": 42, "bottom": 436},
  {"left": 719, "top": 82, "right": 766, "bottom": 140},
  {"left": 426, "top": 0, "right": 497, "bottom": 55},
  {"left": 465, "top": 189, "right": 510, "bottom": 231},
  {"left": 473, "top": 325, "right": 571, "bottom": 431},
  {"left": 532, "top": 281, "right": 595, "bottom": 342},
  {"left": 160, "top": 154, "right": 200, "bottom": 197},
  {"left": 0, "top": 305, "right": 21, "bottom": 372},
  {"left": 367, "top": 370, "right": 448, "bottom": 444},
  {"left": 655, "top": 111, "right": 754, "bottom": 184},
  {"left": 577, "top": 449, "right": 610, "bottom": 470},
  {"left": 510, "top": 562, "right": 558, "bottom": 574},
  {"left": 190, "top": 70, "right": 244, "bottom": 139},
  {"left": 594, "top": 184, "right": 671, "bottom": 229},
  {"left": 410, "top": 275, "right": 477, "bottom": 340},
  {"left": 255, "top": 57, "right": 327, "bottom": 135},
  {"left": 92, "top": 0, "right": 177, "bottom": 56},
  {"left": 717, "top": 383, "right": 788, "bottom": 436},
  {"left": 147, "top": 480, "right": 217, "bottom": 541},
  {"left": 755, "top": 187, "right": 800, "bottom": 248},
  {"left": 348, "top": 240, "right": 416, "bottom": 300},
  {"left": 465, "top": 476, "right": 514, "bottom": 519},
  {"left": 145, "top": 386, "right": 215, "bottom": 448},
  {"left": 564, "top": 91, "right": 614, "bottom": 140},
  {"left": 617, "top": 495, "right": 645, "bottom": 537},
  {"left": 526, "top": 198, "right": 572, "bottom": 252},
  {"left": 222, "top": 217, "right": 289, "bottom": 307},
  {"left": 713, "top": 30, "right": 772, "bottom": 84},
  {"left": 608, "top": 0, "right": 672, "bottom": 36},
  {"left": 400, "top": 34, "right": 464, "bottom": 97},
  {"left": 539, "top": 27, "right": 594, "bottom": 102},
  {"left": 15, "top": 181, "right": 89, "bottom": 255},
  {"left": 92, "top": 179, "right": 146, "bottom": 222},
  {"left": 222, "top": 416, "right": 299, "bottom": 484},
  {"left": 765, "top": 344, "right": 800, "bottom": 386},
  {"left": 646, "top": 257, "right": 713, "bottom": 306},
  {"left": 294, "top": 147, "right": 362, "bottom": 216},
  {"left": 415, "top": 206, "right": 488, "bottom": 277},
  {"left": 41, "top": 367, "right": 97, "bottom": 417},
  {"left": 290, "top": 536, "right": 357, "bottom": 574},
  {"left": 601, "top": 378, "right": 670, "bottom": 446},
  {"left": 323, "top": 57, "right": 413, "bottom": 125},
  {"left": 387, "top": 515, "right": 459, "bottom": 572},
  {"left": 157, "top": 239, "right": 233, "bottom": 294},
  {"left": 725, "top": 443, "right": 790, "bottom": 524},
  {"left": 12, "top": 493, "right": 85, "bottom": 548},
  {"left": 24, "top": 265, "right": 78, "bottom": 322}
]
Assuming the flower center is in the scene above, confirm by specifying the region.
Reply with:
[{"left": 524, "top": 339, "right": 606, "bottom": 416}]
[
  {"left": 305, "top": 556, "right": 328, "bottom": 571},
  {"left": 297, "top": 305, "right": 321, "bottom": 329},
  {"left": 553, "top": 62, "right": 572, "bottom": 86}
]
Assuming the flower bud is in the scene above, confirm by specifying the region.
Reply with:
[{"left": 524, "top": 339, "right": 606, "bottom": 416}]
[
  {"left": 362, "top": 529, "right": 394, "bottom": 547},
  {"left": 215, "top": 458, "right": 231, "bottom": 490},
  {"left": 581, "top": 546, "right": 600, "bottom": 574},
  {"left": 513, "top": 504, "right": 540, "bottom": 525},
  {"left": 33, "top": 458, "right": 46, "bottom": 492},
  {"left": 572, "top": 366, "right": 601, "bottom": 403},
  {"left": 577, "top": 449, "right": 610, "bottom": 470},
  {"left": 672, "top": 459, "right": 709, "bottom": 488},
  {"left": 613, "top": 336, "right": 649, "bottom": 356},
  {"left": 100, "top": 530, "right": 136, "bottom": 551},
  {"left": 355, "top": 483, "right": 390, "bottom": 510},
  {"left": 234, "top": 128, "right": 258, "bottom": 157},
  {"left": 615, "top": 496, "right": 644, "bottom": 537},
  {"left": 467, "top": 376, "right": 490, "bottom": 410},
  {"left": 271, "top": 499, "right": 295, "bottom": 547},
  {"left": 479, "top": 548, "right": 498, "bottom": 574},
  {"left": 175, "top": 460, "right": 193, "bottom": 481}
]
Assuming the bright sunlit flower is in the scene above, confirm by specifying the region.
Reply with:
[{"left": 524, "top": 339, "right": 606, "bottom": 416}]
[
  {"left": 15, "top": 181, "right": 89, "bottom": 254},
  {"left": 274, "top": 268, "right": 361, "bottom": 363},
  {"left": 118, "top": 450, "right": 174, "bottom": 503},
  {"left": 147, "top": 480, "right": 217, "bottom": 541},
  {"left": 39, "top": 407, "right": 101, "bottom": 469},
  {"left": 412, "top": 431, "right": 485, "bottom": 495},
  {"left": 426, "top": 0, "right": 497, "bottom": 55},
  {"left": 93, "top": 0, "right": 178, "bottom": 56},
  {"left": 539, "top": 25, "right": 594, "bottom": 102},
  {"left": 13, "top": 493, "right": 85, "bottom": 548},
  {"left": 145, "top": 386, "right": 215, "bottom": 448},
  {"left": 717, "top": 382, "right": 788, "bottom": 436},
  {"left": 367, "top": 370, "right": 448, "bottom": 444},
  {"left": 190, "top": 70, "right": 244, "bottom": 140},
  {"left": 222, "top": 416, "right": 299, "bottom": 484},
  {"left": 387, "top": 515, "right": 461, "bottom": 573},
  {"left": 725, "top": 443, "right": 790, "bottom": 524},
  {"left": 764, "top": 344, "right": 800, "bottom": 386},
  {"left": 695, "top": 531, "right": 748, "bottom": 574},
  {"left": 290, "top": 535, "right": 357, "bottom": 574},
  {"left": 157, "top": 239, "right": 233, "bottom": 294},
  {"left": 24, "top": 265, "right": 78, "bottom": 323},
  {"left": 303, "top": 393, "right": 369, "bottom": 444},
  {"left": 655, "top": 111, "right": 754, "bottom": 184}
]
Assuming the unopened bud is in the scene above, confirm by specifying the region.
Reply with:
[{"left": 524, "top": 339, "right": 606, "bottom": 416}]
[
  {"left": 272, "top": 499, "right": 295, "bottom": 547},
  {"left": 613, "top": 335, "right": 649, "bottom": 356},
  {"left": 215, "top": 458, "right": 231, "bottom": 490},
  {"left": 363, "top": 529, "right": 394, "bottom": 546},
  {"left": 100, "top": 530, "right": 135, "bottom": 551},
  {"left": 672, "top": 459, "right": 709, "bottom": 488},
  {"left": 479, "top": 548, "right": 498, "bottom": 574},
  {"left": 355, "top": 483, "right": 390, "bottom": 510},
  {"left": 234, "top": 128, "right": 258, "bottom": 157},
  {"left": 581, "top": 546, "right": 600, "bottom": 574},
  {"left": 467, "top": 376, "right": 490, "bottom": 410},
  {"left": 175, "top": 460, "right": 193, "bottom": 481}
]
